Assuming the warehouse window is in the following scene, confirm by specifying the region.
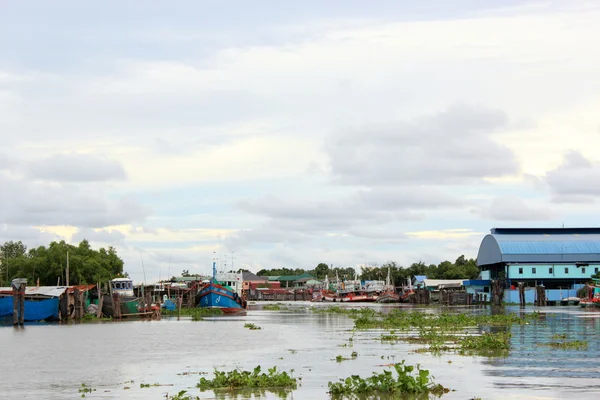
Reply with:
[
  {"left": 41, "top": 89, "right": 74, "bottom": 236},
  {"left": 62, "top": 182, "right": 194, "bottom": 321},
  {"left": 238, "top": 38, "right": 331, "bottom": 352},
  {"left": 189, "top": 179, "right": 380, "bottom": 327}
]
[
  {"left": 549, "top": 267, "right": 553, "bottom": 274},
  {"left": 518, "top": 267, "right": 523, "bottom": 274},
  {"left": 565, "top": 267, "right": 569, "bottom": 274},
  {"left": 532, "top": 268, "right": 536, "bottom": 274}
]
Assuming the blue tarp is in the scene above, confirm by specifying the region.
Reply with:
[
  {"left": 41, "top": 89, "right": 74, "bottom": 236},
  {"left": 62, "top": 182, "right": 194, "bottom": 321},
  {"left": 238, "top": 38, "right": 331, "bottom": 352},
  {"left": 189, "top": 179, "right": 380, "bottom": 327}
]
[
  {"left": 0, "top": 296, "right": 59, "bottom": 321},
  {"left": 162, "top": 299, "right": 176, "bottom": 311},
  {"left": 0, "top": 297, "right": 12, "bottom": 317}
]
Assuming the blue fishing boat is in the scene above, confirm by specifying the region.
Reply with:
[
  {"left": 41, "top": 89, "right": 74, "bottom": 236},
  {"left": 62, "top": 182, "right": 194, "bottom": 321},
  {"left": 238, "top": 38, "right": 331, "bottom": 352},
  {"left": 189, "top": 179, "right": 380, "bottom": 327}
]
[{"left": 196, "top": 260, "right": 247, "bottom": 314}]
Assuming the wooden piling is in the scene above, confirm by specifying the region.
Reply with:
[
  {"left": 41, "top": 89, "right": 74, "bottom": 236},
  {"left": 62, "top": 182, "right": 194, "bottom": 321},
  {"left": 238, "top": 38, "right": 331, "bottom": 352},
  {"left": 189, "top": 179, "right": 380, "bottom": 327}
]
[
  {"left": 491, "top": 279, "right": 504, "bottom": 306},
  {"left": 535, "top": 285, "right": 546, "bottom": 306},
  {"left": 73, "top": 288, "right": 81, "bottom": 320},
  {"left": 12, "top": 286, "right": 19, "bottom": 326},
  {"left": 518, "top": 282, "right": 525, "bottom": 308}
]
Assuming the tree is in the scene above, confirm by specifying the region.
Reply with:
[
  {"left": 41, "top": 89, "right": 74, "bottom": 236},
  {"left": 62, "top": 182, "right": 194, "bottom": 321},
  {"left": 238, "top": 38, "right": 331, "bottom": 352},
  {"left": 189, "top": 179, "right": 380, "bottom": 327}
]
[
  {"left": 314, "top": 263, "right": 329, "bottom": 279},
  {"left": 0, "top": 240, "right": 28, "bottom": 286},
  {"left": 0, "top": 239, "right": 125, "bottom": 286}
]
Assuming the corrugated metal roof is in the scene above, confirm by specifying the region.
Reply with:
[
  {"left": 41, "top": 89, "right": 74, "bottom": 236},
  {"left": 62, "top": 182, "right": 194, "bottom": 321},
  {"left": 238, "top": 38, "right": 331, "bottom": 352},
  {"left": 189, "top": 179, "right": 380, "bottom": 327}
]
[
  {"left": 0, "top": 285, "right": 95, "bottom": 297},
  {"left": 478, "top": 227, "right": 600, "bottom": 266},
  {"left": 422, "top": 279, "right": 465, "bottom": 288}
]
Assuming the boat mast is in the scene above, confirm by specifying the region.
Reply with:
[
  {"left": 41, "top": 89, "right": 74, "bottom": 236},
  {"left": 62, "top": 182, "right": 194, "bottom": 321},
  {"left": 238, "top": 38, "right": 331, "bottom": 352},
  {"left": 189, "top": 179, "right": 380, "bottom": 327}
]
[{"left": 212, "top": 258, "right": 217, "bottom": 281}]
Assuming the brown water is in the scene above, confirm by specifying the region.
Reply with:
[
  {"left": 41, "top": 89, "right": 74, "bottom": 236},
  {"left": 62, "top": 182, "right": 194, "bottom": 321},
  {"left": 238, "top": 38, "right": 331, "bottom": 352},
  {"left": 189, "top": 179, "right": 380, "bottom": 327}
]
[{"left": 1, "top": 302, "right": 600, "bottom": 399}]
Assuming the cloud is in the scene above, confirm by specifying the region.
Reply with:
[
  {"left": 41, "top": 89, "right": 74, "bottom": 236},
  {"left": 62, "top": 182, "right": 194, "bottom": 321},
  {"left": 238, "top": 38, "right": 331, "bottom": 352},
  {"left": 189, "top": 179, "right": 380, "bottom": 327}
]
[
  {"left": 27, "top": 153, "right": 127, "bottom": 182},
  {"left": 325, "top": 104, "right": 518, "bottom": 186},
  {"left": 0, "top": 174, "right": 150, "bottom": 228},
  {"left": 546, "top": 151, "right": 600, "bottom": 202},
  {"left": 71, "top": 227, "right": 127, "bottom": 246},
  {"left": 483, "top": 196, "right": 555, "bottom": 221}
]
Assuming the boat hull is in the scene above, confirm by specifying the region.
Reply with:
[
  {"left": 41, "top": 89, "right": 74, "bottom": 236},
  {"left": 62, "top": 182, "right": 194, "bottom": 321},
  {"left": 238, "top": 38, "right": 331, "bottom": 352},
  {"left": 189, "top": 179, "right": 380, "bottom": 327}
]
[
  {"left": 376, "top": 293, "right": 400, "bottom": 303},
  {"left": 102, "top": 295, "right": 141, "bottom": 317},
  {"left": 197, "top": 282, "right": 246, "bottom": 313}
]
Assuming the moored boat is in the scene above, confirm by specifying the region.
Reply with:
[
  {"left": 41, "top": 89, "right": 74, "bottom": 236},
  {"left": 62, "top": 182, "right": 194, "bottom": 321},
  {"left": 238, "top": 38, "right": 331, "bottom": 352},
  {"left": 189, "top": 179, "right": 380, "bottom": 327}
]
[{"left": 196, "top": 260, "right": 247, "bottom": 314}]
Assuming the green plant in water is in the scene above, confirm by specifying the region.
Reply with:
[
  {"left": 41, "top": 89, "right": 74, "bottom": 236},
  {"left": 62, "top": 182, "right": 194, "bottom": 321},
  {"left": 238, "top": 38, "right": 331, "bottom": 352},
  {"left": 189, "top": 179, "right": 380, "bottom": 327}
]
[
  {"left": 244, "top": 323, "right": 261, "bottom": 330},
  {"left": 163, "top": 307, "right": 224, "bottom": 320},
  {"left": 540, "top": 340, "right": 588, "bottom": 349},
  {"left": 197, "top": 366, "right": 297, "bottom": 391},
  {"left": 328, "top": 360, "right": 450, "bottom": 397},
  {"left": 78, "top": 383, "right": 96, "bottom": 397},
  {"left": 263, "top": 303, "right": 289, "bottom": 311},
  {"left": 351, "top": 351, "right": 358, "bottom": 358},
  {"left": 167, "top": 390, "right": 199, "bottom": 399},
  {"left": 552, "top": 333, "right": 568, "bottom": 340}
]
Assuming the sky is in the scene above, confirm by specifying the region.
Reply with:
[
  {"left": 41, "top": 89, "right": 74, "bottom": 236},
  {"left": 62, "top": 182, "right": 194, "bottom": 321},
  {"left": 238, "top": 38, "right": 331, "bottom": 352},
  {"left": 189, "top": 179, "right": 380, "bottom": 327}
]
[{"left": 1, "top": 1, "right": 600, "bottom": 283}]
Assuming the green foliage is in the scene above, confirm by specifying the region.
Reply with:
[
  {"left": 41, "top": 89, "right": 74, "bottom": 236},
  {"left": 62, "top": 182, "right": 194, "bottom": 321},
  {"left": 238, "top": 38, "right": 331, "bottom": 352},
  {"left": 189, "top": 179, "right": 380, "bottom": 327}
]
[
  {"left": 0, "top": 239, "right": 125, "bottom": 286},
  {"left": 327, "top": 360, "right": 450, "bottom": 397},
  {"left": 167, "top": 390, "right": 199, "bottom": 400},
  {"left": 539, "top": 339, "right": 588, "bottom": 349},
  {"left": 256, "top": 267, "right": 306, "bottom": 276},
  {"left": 78, "top": 383, "right": 96, "bottom": 396},
  {"left": 162, "top": 307, "right": 224, "bottom": 320},
  {"left": 244, "top": 323, "right": 261, "bottom": 330},
  {"left": 360, "top": 256, "right": 480, "bottom": 286},
  {"left": 262, "top": 303, "right": 289, "bottom": 311},
  {"left": 197, "top": 366, "right": 297, "bottom": 391}
]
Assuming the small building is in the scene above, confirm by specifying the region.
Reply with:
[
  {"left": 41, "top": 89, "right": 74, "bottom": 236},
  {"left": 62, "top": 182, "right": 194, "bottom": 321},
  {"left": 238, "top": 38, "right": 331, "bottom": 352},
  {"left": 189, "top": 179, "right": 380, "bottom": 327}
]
[
  {"left": 267, "top": 272, "right": 315, "bottom": 288},
  {"left": 416, "top": 279, "right": 465, "bottom": 291},
  {"left": 477, "top": 227, "right": 600, "bottom": 303}
]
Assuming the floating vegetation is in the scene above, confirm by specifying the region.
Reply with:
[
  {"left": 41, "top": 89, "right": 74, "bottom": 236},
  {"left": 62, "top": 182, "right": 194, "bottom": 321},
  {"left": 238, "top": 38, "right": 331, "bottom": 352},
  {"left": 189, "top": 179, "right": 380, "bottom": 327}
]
[
  {"left": 288, "top": 349, "right": 297, "bottom": 354},
  {"left": 197, "top": 366, "right": 297, "bottom": 391},
  {"left": 328, "top": 360, "right": 450, "bottom": 398},
  {"left": 166, "top": 390, "right": 199, "bottom": 400},
  {"left": 244, "top": 323, "right": 261, "bottom": 330},
  {"left": 163, "top": 307, "right": 224, "bottom": 321},
  {"left": 262, "top": 303, "right": 289, "bottom": 311},
  {"left": 78, "top": 383, "right": 96, "bottom": 397},
  {"left": 552, "top": 333, "right": 568, "bottom": 340},
  {"left": 80, "top": 314, "right": 111, "bottom": 323},
  {"left": 540, "top": 340, "right": 588, "bottom": 349},
  {"left": 313, "top": 307, "right": 542, "bottom": 354},
  {"left": 335, "top": 351, "right": 358, "bottom": 363}
]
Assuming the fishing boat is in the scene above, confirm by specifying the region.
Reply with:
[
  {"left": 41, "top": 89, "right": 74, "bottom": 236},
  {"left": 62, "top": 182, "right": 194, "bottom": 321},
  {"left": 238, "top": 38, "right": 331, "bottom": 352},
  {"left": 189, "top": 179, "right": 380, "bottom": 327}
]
[
  {"left": 375, "top": 267, "right": 400, "bottom": 303},
  {"left": 102, "top": 278, "right": 147, "bottom": 317},
  {"left": 196, "top": 260, "right": 247, "bottom": 314}
]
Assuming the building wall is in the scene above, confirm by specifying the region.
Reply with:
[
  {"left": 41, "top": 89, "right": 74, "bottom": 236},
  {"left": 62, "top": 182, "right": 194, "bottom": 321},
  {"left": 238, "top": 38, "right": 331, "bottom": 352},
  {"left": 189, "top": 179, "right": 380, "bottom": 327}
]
[{"left": 507, "top": 264, "right": 600, "bottom": 280}]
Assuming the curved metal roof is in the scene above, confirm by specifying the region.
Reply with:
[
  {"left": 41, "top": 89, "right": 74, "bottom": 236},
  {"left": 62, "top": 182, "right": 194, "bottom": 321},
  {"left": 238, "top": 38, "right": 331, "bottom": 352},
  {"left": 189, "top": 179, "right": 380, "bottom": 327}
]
[{"left": 477, "top": 227, "right": 600, "bottom": 266}]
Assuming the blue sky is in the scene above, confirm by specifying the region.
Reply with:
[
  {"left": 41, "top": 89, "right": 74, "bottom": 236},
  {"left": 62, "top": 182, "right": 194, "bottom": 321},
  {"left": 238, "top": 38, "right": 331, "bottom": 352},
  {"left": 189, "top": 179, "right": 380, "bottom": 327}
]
[{"left": 2, "top": 1, "right": 600, "bottom": 282}]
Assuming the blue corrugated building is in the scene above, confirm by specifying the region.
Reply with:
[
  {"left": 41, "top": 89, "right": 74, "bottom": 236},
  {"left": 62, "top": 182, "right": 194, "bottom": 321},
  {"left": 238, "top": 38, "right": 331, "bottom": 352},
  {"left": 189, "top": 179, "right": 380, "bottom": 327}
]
[{"left": 476, "top": 227, "right": 600, "bottom": 303}]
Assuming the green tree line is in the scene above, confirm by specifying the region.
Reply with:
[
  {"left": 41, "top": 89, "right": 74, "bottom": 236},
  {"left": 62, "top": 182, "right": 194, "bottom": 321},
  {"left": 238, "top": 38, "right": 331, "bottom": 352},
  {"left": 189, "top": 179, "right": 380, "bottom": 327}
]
[
  {"left": 0, "top": 239, "right": 126, "bottom": 286},
  {"left": 256, "top": 255, "right": 480, "bottom": 286}
]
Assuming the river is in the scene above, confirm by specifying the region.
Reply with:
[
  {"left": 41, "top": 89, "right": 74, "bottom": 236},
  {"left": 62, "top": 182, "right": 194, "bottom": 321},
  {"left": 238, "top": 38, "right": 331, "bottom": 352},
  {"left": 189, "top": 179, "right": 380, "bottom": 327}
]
[{"left": 1, "top": 302, "right": 599, "bottom": 399}]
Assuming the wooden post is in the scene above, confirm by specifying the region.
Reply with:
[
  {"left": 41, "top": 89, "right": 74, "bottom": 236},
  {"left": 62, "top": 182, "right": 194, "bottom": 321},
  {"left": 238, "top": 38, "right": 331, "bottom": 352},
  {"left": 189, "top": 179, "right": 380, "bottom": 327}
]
[
  {"left": 177, "top": 295, "right": 182, "bottom": 320},
  {"left": 73, "top": 288, "right": 81, "bottom": 320},
  {"left": 113, "top": 293, "right": 121, "bottom": 320},
  {"left": 518, "top": 282, "right": 525, "bottom": 308},
  {"left": 12, "top": 286, "right": 18, "bottom": 326},
  {"left": 97, "top": 295, "right": 104, "bottom": 318}
]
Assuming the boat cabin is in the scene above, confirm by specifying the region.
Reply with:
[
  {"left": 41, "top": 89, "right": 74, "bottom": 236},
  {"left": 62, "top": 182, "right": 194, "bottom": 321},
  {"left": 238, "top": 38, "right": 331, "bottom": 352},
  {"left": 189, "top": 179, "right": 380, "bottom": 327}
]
[{"left": 110, "top": 278, "right": 134, "bottom": 297}]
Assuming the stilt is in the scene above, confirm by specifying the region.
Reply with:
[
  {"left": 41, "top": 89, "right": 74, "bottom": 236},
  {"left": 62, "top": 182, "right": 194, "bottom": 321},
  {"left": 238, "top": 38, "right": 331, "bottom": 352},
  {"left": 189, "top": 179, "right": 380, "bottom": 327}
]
[{"left": 518, "top": 282, "right": 525, "bottom": 308}]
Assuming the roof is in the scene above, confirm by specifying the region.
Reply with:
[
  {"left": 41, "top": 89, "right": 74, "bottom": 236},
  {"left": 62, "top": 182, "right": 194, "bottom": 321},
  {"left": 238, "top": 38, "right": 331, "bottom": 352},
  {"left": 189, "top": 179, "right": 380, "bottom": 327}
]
[
  {"left": 242, "top": 271, "right": 267, "bottom": 282},
  {"left": 0, "top": 285, "right": 95, "bottom": 297},
  {"left": 477, "top": 227, "right": 600, "bottom": 266},
  {"left": 270, "top": 272, "right": 314, "bottom": 282},
  {"left": 174, "top": 276, "right": 207, "bottom": 282},
  {"left": 421, "top": 279, "right": 465, "bottom": 288},
  {"left": 413, "top": 275, "right": 427, "bottom": 282}
]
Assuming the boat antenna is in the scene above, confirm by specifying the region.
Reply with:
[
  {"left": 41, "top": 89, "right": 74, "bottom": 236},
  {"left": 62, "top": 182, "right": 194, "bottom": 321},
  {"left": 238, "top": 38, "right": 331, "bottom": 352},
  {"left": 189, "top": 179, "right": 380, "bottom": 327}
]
[
  {"left": 212, "top": 253, "right": 217, "bottom": 281},
  {"left": 140, "top": 251, "right": 147, "bottom": 286},
  {"left": 167, "top": 253, "right": 172, "bottom": 281}
]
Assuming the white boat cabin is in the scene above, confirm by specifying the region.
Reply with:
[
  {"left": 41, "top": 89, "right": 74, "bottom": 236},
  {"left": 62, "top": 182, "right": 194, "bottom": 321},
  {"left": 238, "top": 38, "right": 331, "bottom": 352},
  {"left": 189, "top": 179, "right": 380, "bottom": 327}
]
[{"left": 111, "top": 278, "right": 134, "bottom": 297}]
